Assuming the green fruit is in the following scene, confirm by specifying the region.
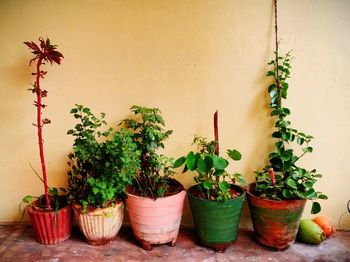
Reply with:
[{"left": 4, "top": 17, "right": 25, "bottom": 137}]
[{"left": 297, "top": 219, "right": 326, "bottom": 244}]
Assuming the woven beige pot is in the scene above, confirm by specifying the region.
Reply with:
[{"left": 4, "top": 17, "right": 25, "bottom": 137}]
[{"left": 73, "top": 202, "right": 124, "bottom": 245}]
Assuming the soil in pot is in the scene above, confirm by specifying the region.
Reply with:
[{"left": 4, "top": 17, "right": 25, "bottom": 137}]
[
  {"left": 247, "top": 183, "right": 306, "bottom": 250},
  {"left": 73, "top": 201, "right": 124, "bottom": 245},
  {"left": 126, "top": 178, "right": 186, "bottom": 250},
  {"left": 27, "top": 198, "right": 72, "bottom": 245},
  {"left": 187, "top": 184, "right": 246, "bottom": 252}
]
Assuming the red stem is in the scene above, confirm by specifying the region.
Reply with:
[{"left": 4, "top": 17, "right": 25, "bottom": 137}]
[
  {"left": 36, "top": 57, "right": 50, "bottom": 209},
  {"left": 214, "top": 110, "right": 219, "bottom": 156}
]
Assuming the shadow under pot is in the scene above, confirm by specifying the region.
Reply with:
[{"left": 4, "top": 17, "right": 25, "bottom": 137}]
[
  {"left": 72, "top": 201, "right": 124, "bottom": 245},
  {"left": 187, "top": 184, "right": 246, "bottom": 252},
  {"left": 125, "top": 179, "right": 186, "bottom": 251},
  {"left": 246, "top": 183, "right": 306, "bottom": 250},
  {"left": 27, "top": 201, "right": 72, "bottom": 245}
]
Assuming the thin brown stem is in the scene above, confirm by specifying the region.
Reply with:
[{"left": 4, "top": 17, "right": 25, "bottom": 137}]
[{"left": 274, "top": 0, "right": 282, "bottom": 109}]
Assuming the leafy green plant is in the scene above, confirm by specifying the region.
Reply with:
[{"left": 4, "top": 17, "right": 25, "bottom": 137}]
[
  {"left": 175, "top": 136, "right": 244, "bottom": 201},
  {"left": 175, "top": 112, "right": 245, "bottom": 201},
  {"left": 23, "top": 37, "right": 64, "bottom": 209},
  {"left": 254, "top": 50, "right": 327, "bottom": 214},
  {"left": 120, "top": 106, "right": 175, "bottom": 198},
  {"left": 67, "top": 105, "right": 140, "bottom": 210}
]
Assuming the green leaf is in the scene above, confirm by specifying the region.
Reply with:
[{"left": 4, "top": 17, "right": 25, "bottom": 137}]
[
  {"left": 281, "top": 108, "right": 290, "bottom": 115},
  {"left": 295, "top": 190, "right": 306, "bottom": 199},
  {"left": 311, "top": 202, "right": 321, "bottom": 214},
  {"left": 212, "top": 155, "right": 228, "bottom": 170},
  {"left": 204, "top": 155, "right": 213, "bottom": 169},
  {"left": 236, "top": 173, "right": 247, "bottom": 185},
  {"left": 318, "top": 194, "right": 328, "bottom": 200},
  {"left": 271, "top": 109, "right": 279, "bottom": 116},
  {"left": 303, "top": 147, "right": 313, "bottom": 153},
  {"left": 227, "top": 149, "right": 242, "bottom": 161},
  {"left": 219, "top": 181, "right": 230, "bottom": 191},
  {"left": 197, "top": 157, "right": 209, "bottom": 174},
  {"left": 272, "top": 131, "right": 282, "bottom": 138},
  {"left": 282, "top": 189, "right": 292, "bottom": 198},
  {"left": 302, "top": 181, "right": 314, "bottom": 188},
  {"left": 185, "top": 152, "right": 196, "bottom": 171},
  {"left": 306, "top": 188, "right": 317, "bottom": 199},
  {"left": 22, "top": 195, "right": 33, "bottom": 203},
  {"left": 173, "top": 157, "right": 186, "bottom": 168},
  {"left": 286, "top": 178, "right": 297, "bottom": 189},
  {"left": 213, "top": 169, "right": 224, "bottom": 177},
  {"left": 203, "top": 181, "right": 213, "bottom": 190},
  {"left": 268, "top": 84, "right": 276, "bottom": 93},
  {"left": 281, "top": 150, "right": 293, "bottom": 161},
  {"left": 297, "top": 137, "right": 304, "bottom": 145}
]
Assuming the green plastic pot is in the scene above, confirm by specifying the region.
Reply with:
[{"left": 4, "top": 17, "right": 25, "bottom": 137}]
[{"left": 187, "top": 184, "right": 246, "bottom": 252}]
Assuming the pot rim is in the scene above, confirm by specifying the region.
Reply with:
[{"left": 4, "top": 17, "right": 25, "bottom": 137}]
[
  {"left": 247, "top": 182, "right": 307, "bottom": 204},
  {"left": 126, "top": 178, "right": 186, "bottom": 200},
  {"left": 72, "top": 201, "right": 123, "bottom": 214},
  {"left": 187, "top": 183, "right": 246, "bottom": 203},
  {"left": 126, "top": 188, "right": 186, "bottom": 200},
  {"left": 28, "top": 200, "right": 71, "bottom": 213}
]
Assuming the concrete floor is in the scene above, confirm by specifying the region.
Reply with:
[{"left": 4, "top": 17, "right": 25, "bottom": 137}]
[{"left": 0, "top": 225, "right": 349, "bottom": 262}]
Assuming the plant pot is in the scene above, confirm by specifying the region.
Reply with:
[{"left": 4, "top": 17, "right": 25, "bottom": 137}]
[
  {"left": 27, "top": 203, "right": 72, "bottom": 245},
  {"left": 187, "top": 184, "right": 246, "bottom": 252},
  {"left": 72, "top": 202, "right": 124, "bottom": 245},
  {"left": 126, "top": 181, "right": 186, "bottom": 250},
  {"left": 247, "top": 183, "right": 306, "bottom": 250}
]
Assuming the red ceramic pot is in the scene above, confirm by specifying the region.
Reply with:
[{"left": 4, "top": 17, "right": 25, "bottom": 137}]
[
  {"left": 27, "top": 203, "right": 72, "bottom": 245},
  {"left": 247, "top": 183, "right": 306, "bottom": 250}
]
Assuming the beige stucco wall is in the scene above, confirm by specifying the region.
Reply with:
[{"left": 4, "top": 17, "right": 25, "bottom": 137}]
[{"left": 0, "top": 0, "right": 349, "bottom": 230}]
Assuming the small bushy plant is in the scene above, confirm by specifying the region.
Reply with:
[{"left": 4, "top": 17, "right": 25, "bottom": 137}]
[
  {"left": 120, "top": 106, "right": 175, "bottom": 198},
  {"left": 67, "top": 105, "right": 140, "bottom": 210},
  {"left": 175, "top": 135, "right": 244, "bottom": 201}
]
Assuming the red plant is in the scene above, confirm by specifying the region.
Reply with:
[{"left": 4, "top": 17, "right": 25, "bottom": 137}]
[{"left": 24, "top": 37, "right": 64, "bottom": 209}]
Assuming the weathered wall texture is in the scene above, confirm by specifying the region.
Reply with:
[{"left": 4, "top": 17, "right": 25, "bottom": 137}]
[{"left": 0, "top": 0, "right": 349, "bottom": 229}]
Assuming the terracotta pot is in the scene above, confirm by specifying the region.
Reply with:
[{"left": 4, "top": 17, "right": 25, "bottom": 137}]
[
  {"left": 247, "top": 183, "right": 306, "bottom": 250},
  {"left": 72, "top": 202, "right": 124, "bottom": 245},
  {"left": 27, "top": 204, "right": 72, "bottom": 245},
  {"left": 126, "top": 183, "right": 186, "bottom": 250},
  {"left": 187, "top": 184, "right": 246, "bottom": 252}
]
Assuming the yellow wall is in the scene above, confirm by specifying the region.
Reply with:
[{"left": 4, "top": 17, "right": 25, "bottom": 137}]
[{"left": 0, "top": 0, "right": 349, "bottom": 230}]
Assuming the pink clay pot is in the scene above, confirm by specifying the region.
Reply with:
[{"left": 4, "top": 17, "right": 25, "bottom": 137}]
[
  {"left": 73, "top": 202, "right": 124, "bottom": 245},
  {"left": 126, "top": 188, "right": 186, "bottom": 250}
]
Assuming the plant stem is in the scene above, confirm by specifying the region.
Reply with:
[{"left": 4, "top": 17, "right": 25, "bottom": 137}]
[
  {"left": 274, "top": 0, "right": 282, "bottom": 109},
  {"left": 214, "top": 110, "right": 219, "bottom": 156},
  {"left": 36, "top": 57, "right": 50, "bottom": 209}
]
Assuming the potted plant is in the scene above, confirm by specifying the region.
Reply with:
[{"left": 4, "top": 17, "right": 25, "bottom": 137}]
[
  {"left": 246, "top": 0, "right": 327, "bottom": 250},
  {"left": 120, "top": 106, "right": 186, "bottom": 250},
  {"left": 67, "top": 104, "right": 140, "bottom": 245},
  {"left": 21, "top": 37, "right": 71, "bottom": 245},
  {"left": 174, "top": 111, "right": 246, "bottom": 252}
]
